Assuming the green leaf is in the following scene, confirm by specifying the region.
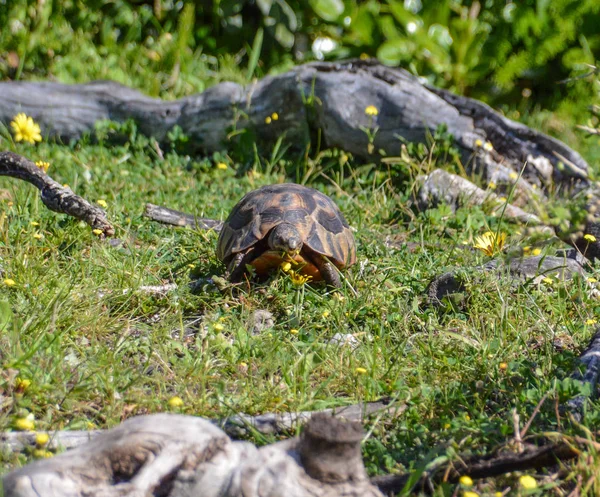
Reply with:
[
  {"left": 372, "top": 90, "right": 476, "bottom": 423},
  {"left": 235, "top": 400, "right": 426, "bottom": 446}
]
[
  {"left": 310, "top": 0, "right": 344, "bottom": 22},
  {"left": 246, "top": 27, "right": 264, "bottom": 81},
  {"left": 0, "top": 300, "right": 12, "bottom": 332}
]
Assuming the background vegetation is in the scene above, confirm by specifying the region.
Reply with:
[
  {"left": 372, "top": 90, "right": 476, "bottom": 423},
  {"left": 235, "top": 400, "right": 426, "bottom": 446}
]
[{"left": 1, "top": 1, "right": 600, "bottom": 496}]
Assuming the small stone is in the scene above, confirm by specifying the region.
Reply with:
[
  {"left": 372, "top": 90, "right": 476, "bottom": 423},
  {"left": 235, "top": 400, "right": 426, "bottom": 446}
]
[{"left": 250, "top": 310, "right": 274, "bottom": 335}]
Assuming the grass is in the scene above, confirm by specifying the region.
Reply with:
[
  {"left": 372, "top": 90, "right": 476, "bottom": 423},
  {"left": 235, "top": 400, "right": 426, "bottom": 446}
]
[{"left": 1, "top": 123, "right": 600, "bottom": 496}]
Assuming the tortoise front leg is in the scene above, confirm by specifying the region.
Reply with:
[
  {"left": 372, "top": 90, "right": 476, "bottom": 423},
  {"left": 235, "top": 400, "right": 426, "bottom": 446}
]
[
  {"left": 312, "top": 254, "right": 342, "bottom": 288},
  {"left": 228, "top": 248, "right": 259, "bottom": 283}
]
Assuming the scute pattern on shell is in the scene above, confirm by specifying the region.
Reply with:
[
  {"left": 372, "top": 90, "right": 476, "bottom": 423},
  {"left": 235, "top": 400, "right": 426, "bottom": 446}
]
[{"left": 217, "top": 183, "right": 356, "bottom": 268}]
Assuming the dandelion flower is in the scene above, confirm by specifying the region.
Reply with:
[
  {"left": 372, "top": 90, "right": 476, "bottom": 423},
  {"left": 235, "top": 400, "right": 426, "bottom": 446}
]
[
  {"left": 365, "top": 105, "right": 378, "bottom": 116},
  {"left": 265, "top": 116, "right": 272, "bottom": 124},
  {"left": 167, "top": 396, "right": 184, "bottom": 408},
  {"left": 584, "top": 234, "right": 597, "bottom": 243},
  {"left": 519, "top": 475, "right": 537, "bottom": 490},
  {"left": 459, "top": 476, "right": 474, "bottom": 486},
  {"left": 10, "top": 113, "right": 42, "bottom": 144},
  {"left": 97, "top": 199, "right": 108, "bottom": 208},
  {"left": 92, "top": 229, "right": 103, "bottom": 236},
  {"left": 464, "top": 492, "right": 479, "bottom": 497},
  {"left": 271, "top": 112, "right": 279, "bottom": 121},
  {"left": 216, "top": 162, "right": 228, "bottom": 170},
  {"left": 33, "top": 233, "right": 43, "bottom": 240},
  {"left": 280, "top": 261, "right": 292, "bottom": 272},
  {"left": 288, "top": 270, "right": 312, "bottom": 286},
  {"left": 586, "top": 319, "right": 597, "bottom": 325},
  {"left": 473, "top": 231, "right": 506, "bottom": 257},
  {"left": 588, "top": 277, "right": 598, "bottom": 283},
  {"left": 509, "top": 172, "right": 518, "bottom": 180},
  {"left": 542, "top": 277, "right": 554, "bottom": 285},
  {"left": 16, "top": 378, "right": 31, "bottom": 391},
  {"left": 3, "top": 278, "right": 16, "bottom": 287},
  {"left": 30, "top": 221, "right": 39, "bottom": 226},
  {"left": 499, "top": 362, "right": 508, "bottom": 370},
  {"left": 354, "top": 367, "right": 367, "bottom": 374},
  {"left": 35, "top": 161, "right": 50, "bottom": 172},
  {"left": 35, "top": 432, "right": 50, "bottom": 446},
  {"left": 33, "top": 449, "right": 53, "bottom": 458},
  {"left": 532, "top": 248, "right": 542, "bottom": 256},
  {"left": 488, "top": 181, "right": 496, "bottom": 190},
  {"left": 213, "top": 323, "right": 225, "bottom": 331},
  {"left": 497, "top": 197, "right": 507, "bottom": 203},
  {"left": 474, "top": 139, "right": 483, "bottom": 147},
  {"left": 290, "top": 329, "right": 299, "bottom": 334}
]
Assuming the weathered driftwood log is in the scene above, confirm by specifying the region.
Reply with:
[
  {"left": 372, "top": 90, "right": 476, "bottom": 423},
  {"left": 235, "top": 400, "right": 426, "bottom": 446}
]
[
  {"left": 0, "top": 152, "right": 114, "bottom": 236},
  {"left": 1, "top": 399, "right": 400, "bottom": 452},
  {"left": 0, "top": 60, "right": 589, "bottom": 192},
  {"left": 3, "top": 413, "right": 384, "bottom": 497}
]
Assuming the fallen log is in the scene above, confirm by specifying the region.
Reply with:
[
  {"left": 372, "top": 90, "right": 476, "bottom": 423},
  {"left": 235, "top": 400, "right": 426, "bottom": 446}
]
[
  {"left": 0, "top": 399, "right": 401, "bottom": 452},
  {"left": 0, "top": 60, "right": 589, "bottom": 192}
]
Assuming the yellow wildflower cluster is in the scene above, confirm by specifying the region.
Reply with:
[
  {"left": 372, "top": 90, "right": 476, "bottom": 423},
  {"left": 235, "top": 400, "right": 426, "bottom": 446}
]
[
  {"left": 265, "top": 112, "right": 279, "bottom": 124},
  {"left": 10, "top": 113, "right": 42, "bottom": 144}
]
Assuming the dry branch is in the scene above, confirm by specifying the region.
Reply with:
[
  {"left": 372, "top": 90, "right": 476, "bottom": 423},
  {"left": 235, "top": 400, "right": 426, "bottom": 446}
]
[
  {"left": 144, "top": 202, "right": 223, "bottom": 231},
  {"left": 0, "top": 151, "right": 114, "bottom": 236}
]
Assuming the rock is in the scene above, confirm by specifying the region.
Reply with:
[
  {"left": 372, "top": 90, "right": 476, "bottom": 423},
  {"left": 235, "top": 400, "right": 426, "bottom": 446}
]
[{"left": 250, "top": 309, "right": 275, "bottom": 335}]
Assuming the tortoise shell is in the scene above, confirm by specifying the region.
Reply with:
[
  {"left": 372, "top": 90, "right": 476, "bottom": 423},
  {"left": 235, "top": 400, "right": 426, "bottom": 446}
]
[{"left": 216, "top": 183, "right": 356, "bottom": 278}]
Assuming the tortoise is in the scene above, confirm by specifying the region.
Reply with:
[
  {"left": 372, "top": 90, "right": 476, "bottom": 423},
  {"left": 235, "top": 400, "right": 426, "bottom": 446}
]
[{"left": 216, "top": 183, "right": 356, "bottom": 287}]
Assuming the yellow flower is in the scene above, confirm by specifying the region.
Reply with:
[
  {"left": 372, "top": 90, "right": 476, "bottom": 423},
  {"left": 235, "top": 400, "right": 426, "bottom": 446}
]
[
  {"left": 459, "top": 476, "right": 474, "bottom": 486},
  {"left": 586, "top": 319, "right": 597, "bottom": 325},
  {"left": 213, "top": 323, "right": 225, "bottom": 331},
  {"left": 365, "top": 105, "right": 379, "bottom": 116},
  {"left": 35, "top": 432, "right": 50, "bottom": 446},
  {"left": 483, "top": 141, "right": 494, "bottom": 151},
  {"left": 509, "top": 172, "right": 518, "bottom": 180},
  {"left": 464, "top": 492, "right": 479, "bottom": 497},
  {"left": 499, "top": 362, "right": 508, "bottom": 370},
  {"left": 16, "top": 378, "right": 31, "bottom": 391},
  {"left": 10, "top": 113, "right": 42, "bottom": 144},
  {"left": 280, "top": 261, "right": 292, "bottom": 272},
  {"left": 35, "top": 161, "right": 50, "bottom": 172},
  {"left": 360, "top": 52, "right": 369, "bottom": 60},
  {"left": 271, "top": 112, "right": 279, "bottom": 121},
  {"left": 584, "top": 234, "right": 597, "bottom": 243},
  {"left": 33, "top": 233, "right": 43, "bottom": 240},
  {"left": 322, "top": 310, "right": 330, "bottom": 318},
  {"left": 354, "top": 367, "right": 367, "bottom": 374},
  {"left": 187, "top": 263, "right": 196, "bottom": 269},
  {"left": 92, "top": 229, "right": 103, "bottom": 236},
  {"left": 532, "top": 248, "right": 542, "bottom": 256},
  {"left": 216, "top": 162, "right": 228, "bottom": 170},
  {"left": 30, "top": 221, "right": 39, "bottom": 226},
  {"left": 542, "top": 277, "right": 554, "bottom": 285},
  {"left": 167, "top": 396, "right": 184, "bottom": 408},
  {"left": 288, "top": 270, "right": 312, "bottom": 286},
  {"left": 3, "top": 278, "right": 16, "bottom": 287},
  {"left": 473, "top": 231, "right": 506, "bottom": 257},
  {"left": 97, "top": 199, "right": 108, "bottom": 208},
  {"left": 488, "top": 181, "right": 496, "bottom": 190},
  {"left": 497, "top": 197, "right": 507, "bottom": 203},
  {"left": 474, "top": 138, "right": 483, "bottom": 147},
  {"left": 265, "top": 116, "right": 272, "bottom": 124},
  {"left": 86, "top": 421, "right": 96, "bottom": 430},
  {"left": 14, "top": 417, "right": 35, "bottom": 431},
  {"left": 290, "top": 329, "right": 299, "bottom": 335},
  {"left": 519, "top": 475, "right": 537, "bottom": 490},
  {"left": 33, "top": 449, "right": 53, "bottom": 458},
  {"left": 588, "top": 277, "right": 598, "bottom": 283},
  {"left": 495, "top": 493, "right": 503, "bottom": 497},
  {"left": 443, "top": 423, "right": 451, "bottom": 429},
  {"left": 523, "top": 246, "right": 531, "bottom": 253}
]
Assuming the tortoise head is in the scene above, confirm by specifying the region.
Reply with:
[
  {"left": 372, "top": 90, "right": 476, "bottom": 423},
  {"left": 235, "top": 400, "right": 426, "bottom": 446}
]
[{"left": 267, "top": 223, "right": 303, "bottom": 255}]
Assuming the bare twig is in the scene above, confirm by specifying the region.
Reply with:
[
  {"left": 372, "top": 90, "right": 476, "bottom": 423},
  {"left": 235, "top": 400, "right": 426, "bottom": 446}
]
[{"left": 0, "top": 151, "right": 114, "bottom": 236}]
